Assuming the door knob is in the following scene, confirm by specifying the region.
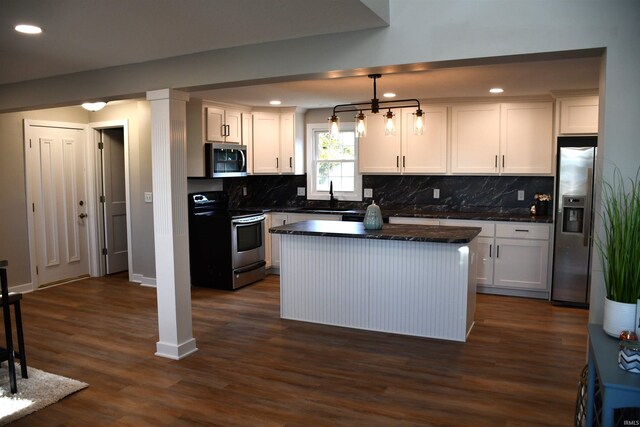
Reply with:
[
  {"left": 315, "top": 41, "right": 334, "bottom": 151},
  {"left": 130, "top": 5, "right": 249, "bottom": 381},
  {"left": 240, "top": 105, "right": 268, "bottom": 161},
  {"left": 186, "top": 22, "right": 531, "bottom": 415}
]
[{"left": 78, "top": 213, "right": 88, "bottom": 219}]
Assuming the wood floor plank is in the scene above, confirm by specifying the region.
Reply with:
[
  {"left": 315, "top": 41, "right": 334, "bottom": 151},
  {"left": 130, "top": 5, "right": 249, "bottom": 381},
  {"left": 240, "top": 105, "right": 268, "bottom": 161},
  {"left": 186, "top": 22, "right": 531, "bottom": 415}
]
[{"left": 4, "top": 273, "right": 589, "bottom": 426}]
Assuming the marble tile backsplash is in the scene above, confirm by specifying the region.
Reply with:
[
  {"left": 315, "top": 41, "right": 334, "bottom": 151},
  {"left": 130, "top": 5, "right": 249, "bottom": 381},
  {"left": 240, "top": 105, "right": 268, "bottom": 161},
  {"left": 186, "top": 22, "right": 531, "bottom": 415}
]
[{"left": 225, "top": 175, "right": 554, "bottom": 214}]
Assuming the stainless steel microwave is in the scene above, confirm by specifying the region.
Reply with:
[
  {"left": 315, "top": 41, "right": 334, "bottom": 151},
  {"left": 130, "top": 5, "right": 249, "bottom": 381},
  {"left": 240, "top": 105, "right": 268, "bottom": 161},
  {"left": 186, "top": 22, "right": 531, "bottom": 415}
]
[{"left": 204, "top": 143, "right": 247, "bottom": 177}]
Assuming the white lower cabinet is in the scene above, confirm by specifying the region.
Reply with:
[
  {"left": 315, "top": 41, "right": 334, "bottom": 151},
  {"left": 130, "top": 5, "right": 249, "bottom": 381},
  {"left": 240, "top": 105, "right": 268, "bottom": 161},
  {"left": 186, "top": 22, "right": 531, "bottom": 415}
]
[
  {"left": 269, "top": 213, "right": 341, "bottom": 271},
  {"left": 494, "top": 238, "right": 549, "bottom": 290},
  {"left": 476, "top": 237, "right": 495, "bottom": 286},
  {"left": 440, "top": 219, "right": 551, "bottom": 298},
  {"left": 270, "top": 213, "right": 288, "bottom": 270},
  {"left": 263, "top": 213, "right": 272, "bottom": 269}
]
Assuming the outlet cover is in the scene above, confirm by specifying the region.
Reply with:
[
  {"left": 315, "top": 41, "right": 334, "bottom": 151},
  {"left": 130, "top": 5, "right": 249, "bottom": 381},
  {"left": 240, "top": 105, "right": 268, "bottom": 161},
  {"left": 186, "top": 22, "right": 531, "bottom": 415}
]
[
  {"left": 297, "top": 187, "right": 306, "bottom": 196},
  {"left": 363, "top": 188, "right": 373, "bottom": 198},
  {"left": 242, "top": 186, "right": 248, "bottom": 196},
  {"left": 517, "top": 190, "right": 525, "bottom": 201},
  {"left": 144, "top": 192, "right": 153, "bottom": 203},
  {"left": 433, "top": 189, "right": 440, "bottom": 199}
]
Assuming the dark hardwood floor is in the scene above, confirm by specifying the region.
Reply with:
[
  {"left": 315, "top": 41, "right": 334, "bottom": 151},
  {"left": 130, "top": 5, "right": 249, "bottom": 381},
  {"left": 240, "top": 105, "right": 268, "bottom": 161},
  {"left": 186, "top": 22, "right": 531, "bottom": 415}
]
[{"left": 7, "top": 273, "right": 588, "bottom": 426}]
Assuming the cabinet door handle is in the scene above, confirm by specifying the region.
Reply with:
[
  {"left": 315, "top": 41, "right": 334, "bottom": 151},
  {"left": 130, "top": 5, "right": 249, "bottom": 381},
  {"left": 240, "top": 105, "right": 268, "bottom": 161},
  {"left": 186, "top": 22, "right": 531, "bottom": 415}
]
[
  {"left": 289, "top": 157, "right": 292, "bottom": 168},
  {"left": 515, "top": 229, "right": 529, "bottom": 232},
  {"left": 495, "top": 155, "right": 498, "bottom": 168},
  {"left": 502, "top": 155, "right": 505, "bottom": 168},
  {"left": 276, "top": 157, "right": 279, "bottom": 169},
  {"left": 221, "top": 124, "right": 226, "bottom": 137},
  {"left": 489, "top": 244, "right": 492, "bottom": 258},
  {"left": 403, "top": 156, "right": 406, "bottom": 168},
  {"left": 496, "top": 245, "right": 500, "bottom": 258},
  {"left": 396, "top": 156, "right": 399, "bottom": 168}
]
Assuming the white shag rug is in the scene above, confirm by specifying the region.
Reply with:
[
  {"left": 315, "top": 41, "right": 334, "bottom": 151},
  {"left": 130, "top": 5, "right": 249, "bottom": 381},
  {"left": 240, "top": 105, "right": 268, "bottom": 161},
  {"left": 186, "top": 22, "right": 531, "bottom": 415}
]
[{"left": 0, "top": 365, "right": 88, "bottom": 425}]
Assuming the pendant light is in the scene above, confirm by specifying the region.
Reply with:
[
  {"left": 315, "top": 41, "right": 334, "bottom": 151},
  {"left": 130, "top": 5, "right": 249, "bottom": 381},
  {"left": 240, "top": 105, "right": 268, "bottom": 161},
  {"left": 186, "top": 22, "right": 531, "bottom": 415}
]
[
  {"left": 328, "top": 74, "right": 423, "bottom": 137},
  {"left": 413, "top": 109, "right": 424, "bottom": 135},
  {"left": 384, "top": 110, "right": 396, "bottom": 136},
  {"left": 355, "top": 111, "right": 367, "bottom": 137}
]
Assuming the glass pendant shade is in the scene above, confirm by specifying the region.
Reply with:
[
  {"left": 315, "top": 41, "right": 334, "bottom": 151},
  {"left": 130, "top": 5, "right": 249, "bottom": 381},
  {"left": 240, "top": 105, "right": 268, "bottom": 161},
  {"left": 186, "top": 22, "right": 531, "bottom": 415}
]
[
  {"left": 355, "top": 112, "right": 367, "bottom": 137},
  {"left": 329, "top": 115, "right": 340, "bottom": 136},
  {"left": 384, "top": 110, "right": 396, "bottom": 136},
  {"left": 413, "top": 109, "right": 424, "bottom": 135}
]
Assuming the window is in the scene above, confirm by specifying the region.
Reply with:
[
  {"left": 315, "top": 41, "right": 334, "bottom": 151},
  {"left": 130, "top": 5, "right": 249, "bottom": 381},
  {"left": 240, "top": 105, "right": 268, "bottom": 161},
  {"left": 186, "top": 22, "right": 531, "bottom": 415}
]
[{"left": 306, "top": 123, "right": 362, "bottom": 201}]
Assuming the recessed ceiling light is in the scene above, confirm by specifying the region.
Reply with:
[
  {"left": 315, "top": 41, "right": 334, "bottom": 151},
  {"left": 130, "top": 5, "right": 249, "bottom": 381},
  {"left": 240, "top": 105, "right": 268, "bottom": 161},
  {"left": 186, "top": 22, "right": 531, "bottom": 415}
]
[
  {"left": 82, "top": 102, "right": 107, "bottom": 112},
  {"left": 383, "top": 92, "right": 396, "bottom": 98},
  {"left": 269, "top": 100, "right": 282, "bottom": 105},
  {"left": 15, "top": 24, "right": 42, "bottom": 34},
  {"left": 489, "top": 88, "right": 504, "bottom": 94}
]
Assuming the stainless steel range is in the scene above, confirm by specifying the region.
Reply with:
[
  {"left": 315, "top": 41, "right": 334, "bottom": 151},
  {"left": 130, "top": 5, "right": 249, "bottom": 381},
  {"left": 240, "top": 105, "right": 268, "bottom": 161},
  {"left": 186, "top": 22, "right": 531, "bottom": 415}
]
[{"left": 188, "top": 191, "right": 266, "bottom": 290}]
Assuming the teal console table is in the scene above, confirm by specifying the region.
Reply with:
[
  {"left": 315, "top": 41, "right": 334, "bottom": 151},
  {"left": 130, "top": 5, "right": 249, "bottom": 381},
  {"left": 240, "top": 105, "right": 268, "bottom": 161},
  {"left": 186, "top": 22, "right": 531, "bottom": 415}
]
[{"left": 587, "top": 323, "right": 640, "bottom": 426}]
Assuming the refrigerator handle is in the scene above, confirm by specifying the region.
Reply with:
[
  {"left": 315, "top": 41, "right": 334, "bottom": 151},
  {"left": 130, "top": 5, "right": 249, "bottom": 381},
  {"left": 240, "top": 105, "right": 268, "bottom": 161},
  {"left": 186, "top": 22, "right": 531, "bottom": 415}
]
[{"left": 584, "top": 167, "right": 593, "bottom": 247}]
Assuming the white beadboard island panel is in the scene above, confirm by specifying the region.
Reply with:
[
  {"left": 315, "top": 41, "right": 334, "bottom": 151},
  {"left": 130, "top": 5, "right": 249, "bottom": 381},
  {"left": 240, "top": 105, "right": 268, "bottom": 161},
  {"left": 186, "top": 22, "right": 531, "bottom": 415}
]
[{"left": 279, "top": 232, "right": 477, "bottom": 342}]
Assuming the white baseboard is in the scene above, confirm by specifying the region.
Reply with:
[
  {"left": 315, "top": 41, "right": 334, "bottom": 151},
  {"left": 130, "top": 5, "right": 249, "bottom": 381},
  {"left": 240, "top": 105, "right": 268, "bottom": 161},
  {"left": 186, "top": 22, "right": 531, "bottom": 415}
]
[
  {"left": 10, "top": 282, "right": 35, "bottom": 294},
  {"left": 155, "top": 338, "right": 198, "bottom": 360},
  {"left": 130, "top": 272, "right": 157, "bottom": 288}
]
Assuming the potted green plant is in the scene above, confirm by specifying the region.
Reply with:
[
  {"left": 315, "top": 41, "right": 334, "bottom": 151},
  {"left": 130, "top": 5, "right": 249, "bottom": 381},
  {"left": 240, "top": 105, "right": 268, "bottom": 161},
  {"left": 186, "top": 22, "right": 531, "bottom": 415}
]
[{"left": 595, "top": 168, "right": 640, "bottom": 337}]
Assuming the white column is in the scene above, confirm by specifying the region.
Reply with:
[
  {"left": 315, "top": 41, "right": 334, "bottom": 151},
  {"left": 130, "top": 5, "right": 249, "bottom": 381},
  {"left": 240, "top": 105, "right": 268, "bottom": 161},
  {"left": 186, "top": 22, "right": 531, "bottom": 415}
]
[{"left": 146, "top": 89, "right": 197, "bottom": 359}]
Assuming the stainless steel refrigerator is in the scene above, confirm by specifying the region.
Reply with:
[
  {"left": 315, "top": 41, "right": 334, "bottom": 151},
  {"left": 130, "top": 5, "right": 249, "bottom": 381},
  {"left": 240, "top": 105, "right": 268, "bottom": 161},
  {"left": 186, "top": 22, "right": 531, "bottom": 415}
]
[{"left": 551, "top": 136, "right": 597, "bottom": 306}]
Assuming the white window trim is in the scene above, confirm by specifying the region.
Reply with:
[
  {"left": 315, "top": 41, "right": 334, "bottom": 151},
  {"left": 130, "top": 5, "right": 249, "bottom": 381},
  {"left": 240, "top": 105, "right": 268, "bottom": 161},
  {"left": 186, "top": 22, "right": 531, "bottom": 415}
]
[{"left": 306, "top": 122, "right": 362, "bottom": 202}]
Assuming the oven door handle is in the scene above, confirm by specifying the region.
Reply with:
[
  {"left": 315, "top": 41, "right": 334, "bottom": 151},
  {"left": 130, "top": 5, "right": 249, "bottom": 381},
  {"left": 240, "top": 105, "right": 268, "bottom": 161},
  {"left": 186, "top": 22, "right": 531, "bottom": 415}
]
[{"left": 232, "top": 215, "right": 265, "bottom": 225}]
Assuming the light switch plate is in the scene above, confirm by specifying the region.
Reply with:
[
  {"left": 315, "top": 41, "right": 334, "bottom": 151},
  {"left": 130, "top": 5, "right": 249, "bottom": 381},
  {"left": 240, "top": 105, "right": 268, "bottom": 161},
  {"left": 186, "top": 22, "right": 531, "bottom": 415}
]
[
  {"left": 144, "top": 192, "right": 153, "bottom": 203},
  {"left": 363, "top": 188, "right": 373, "bottom": 198},
  {"left": 433, "top": 189, "right": 440, "bottom": 199},
  {"left": 297, "top": 187, "right": 306, "bottom": 196},
  {"left": 518, "top": 190, "right": 525, "bottom": 201}
]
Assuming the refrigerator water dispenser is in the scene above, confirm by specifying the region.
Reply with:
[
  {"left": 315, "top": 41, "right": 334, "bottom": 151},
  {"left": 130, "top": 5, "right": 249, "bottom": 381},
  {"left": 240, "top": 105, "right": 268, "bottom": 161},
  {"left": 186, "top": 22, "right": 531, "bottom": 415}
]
[{"left": 562, "top": 195, "right": 585, "bottom": 234}]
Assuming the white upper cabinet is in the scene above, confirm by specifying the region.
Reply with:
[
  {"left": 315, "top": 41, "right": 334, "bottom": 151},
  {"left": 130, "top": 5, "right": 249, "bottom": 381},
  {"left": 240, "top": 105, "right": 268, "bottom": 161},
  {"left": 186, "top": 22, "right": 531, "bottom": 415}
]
[
  {"left": 252, "top": 110, "right": 304, "bottom": 175},
  {"left": 500, "top": 102, "right": 553, "bottom": 175},
  {"left": 451, "top": 102, "right": 553, "bottom": 175},
  {"left": 252, "top": 112, "right": 280, "bottom": 174},
  {"left": 279, "top": 112, "right": 296, "bottom": 174},
  {"left": 358, "top": 113, "right": 402, "bottom": 173},
  {"left": 558, "top": 96, "right": 599, "bottom": 134},
  {"left": 206, "top": 107, "right": 242, "bottom": 144},
  {"left": 451, "top": 103, "right": 501, "bottom": 174},
  {"left": 358, "top": 105, "right": 447, "bottom": 174},
  {"left": 402, "top": 106, "right": 448, "bottom": 174}
]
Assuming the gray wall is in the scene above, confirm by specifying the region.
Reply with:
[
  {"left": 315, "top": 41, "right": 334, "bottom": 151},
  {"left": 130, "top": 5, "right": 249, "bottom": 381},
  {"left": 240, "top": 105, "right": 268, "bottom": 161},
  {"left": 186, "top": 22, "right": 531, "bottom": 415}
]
[
  {"left": 90, "top": 101, "right": 156, "bottom": 280},
  {"left": 0, "top": 0, "right": 639, "bottom": 321}
]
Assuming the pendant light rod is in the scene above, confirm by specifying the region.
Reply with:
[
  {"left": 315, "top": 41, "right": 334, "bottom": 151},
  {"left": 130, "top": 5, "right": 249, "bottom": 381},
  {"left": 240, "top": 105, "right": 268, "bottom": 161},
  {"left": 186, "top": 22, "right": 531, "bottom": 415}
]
[{"left": 331, "top": 74, "right": 421, "bottom": 116}]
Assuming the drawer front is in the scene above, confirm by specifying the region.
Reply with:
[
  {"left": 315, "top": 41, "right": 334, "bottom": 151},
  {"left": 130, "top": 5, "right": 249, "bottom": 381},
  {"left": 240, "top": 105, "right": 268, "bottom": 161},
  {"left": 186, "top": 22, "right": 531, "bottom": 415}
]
[
  {"left": 495, "top": 223, "right": 550, "bottom": 240},
  {"left": 439, "top": 219, "right": 494, "bottom": 237}
]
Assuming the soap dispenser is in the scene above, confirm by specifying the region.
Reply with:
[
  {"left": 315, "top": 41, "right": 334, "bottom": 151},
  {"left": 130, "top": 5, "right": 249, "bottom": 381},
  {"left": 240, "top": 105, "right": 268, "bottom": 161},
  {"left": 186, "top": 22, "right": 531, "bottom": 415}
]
[{"left": 364, "top": 200, "right": 383, "bottom": 230}]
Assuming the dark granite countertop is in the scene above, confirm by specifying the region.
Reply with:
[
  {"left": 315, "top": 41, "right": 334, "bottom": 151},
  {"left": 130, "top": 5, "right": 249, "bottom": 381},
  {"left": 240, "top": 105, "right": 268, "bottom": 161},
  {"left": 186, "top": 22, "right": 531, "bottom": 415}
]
[
  {"left": 254, "top": 207, "right": 552, "bottom": 223},
  {"left": 269, "top": 220, "right": 482, "bottom": 243}
]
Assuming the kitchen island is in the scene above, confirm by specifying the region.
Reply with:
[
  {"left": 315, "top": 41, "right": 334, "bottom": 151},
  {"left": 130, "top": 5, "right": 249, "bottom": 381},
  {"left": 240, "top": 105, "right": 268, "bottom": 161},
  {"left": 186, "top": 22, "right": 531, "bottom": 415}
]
[{"left": 270, "top": 220, "right": 481, "bottom": 342}]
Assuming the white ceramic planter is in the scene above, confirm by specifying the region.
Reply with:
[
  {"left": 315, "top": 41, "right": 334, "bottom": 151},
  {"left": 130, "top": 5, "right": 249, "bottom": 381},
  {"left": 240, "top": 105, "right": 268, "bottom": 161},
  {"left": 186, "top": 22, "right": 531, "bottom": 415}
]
[{"left": 603, "top": 297, "right": 638, "bottom": 337}]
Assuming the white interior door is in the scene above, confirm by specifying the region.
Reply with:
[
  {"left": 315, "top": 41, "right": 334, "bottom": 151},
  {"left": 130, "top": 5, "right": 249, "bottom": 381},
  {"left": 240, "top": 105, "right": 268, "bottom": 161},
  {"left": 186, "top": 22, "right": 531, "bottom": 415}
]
[
  {"left": 28, "top": 124, "right": 89, "bottom": 287},
  {"left": 100, "top": 128, "right": 128, "bottom": 274}
]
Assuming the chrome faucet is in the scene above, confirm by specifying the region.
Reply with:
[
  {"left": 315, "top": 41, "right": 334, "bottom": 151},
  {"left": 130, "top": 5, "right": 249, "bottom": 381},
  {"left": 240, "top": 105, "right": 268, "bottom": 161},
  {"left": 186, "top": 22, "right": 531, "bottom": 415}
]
[{"left": 329, "top": 180, "right": 337, "bottom": 207}]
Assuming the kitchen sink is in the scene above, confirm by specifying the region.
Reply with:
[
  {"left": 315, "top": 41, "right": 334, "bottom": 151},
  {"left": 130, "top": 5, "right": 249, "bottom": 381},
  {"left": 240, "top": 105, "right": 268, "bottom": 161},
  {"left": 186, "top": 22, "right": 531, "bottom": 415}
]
[{"left": 294, "top": 207, "right": 359, "bottom": 213}]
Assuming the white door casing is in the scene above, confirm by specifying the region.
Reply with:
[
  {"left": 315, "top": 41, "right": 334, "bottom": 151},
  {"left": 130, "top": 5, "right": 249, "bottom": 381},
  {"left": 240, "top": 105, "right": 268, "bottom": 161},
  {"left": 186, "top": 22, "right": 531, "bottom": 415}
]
[{"left": 25, "top": 121, "right": 90, "bottom": 287}]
